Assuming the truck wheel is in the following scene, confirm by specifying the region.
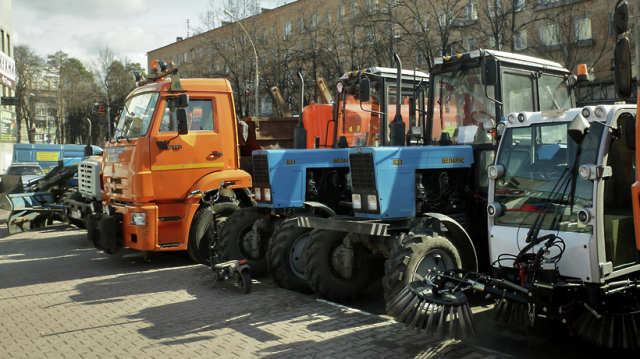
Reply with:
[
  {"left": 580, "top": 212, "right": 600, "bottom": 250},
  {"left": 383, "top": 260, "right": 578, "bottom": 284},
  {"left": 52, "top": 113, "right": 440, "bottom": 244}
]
[
  {"left": 382, "top": 231, "right": 462, "bottom": 302},
  {"left": 266, "top": 218, "right": 314, "bottom": 294},
  {"left": 219, "top": 208, "right": 268, "bottom": 277},
  {"left": 188, "top": 203, "right": 240, "bottom": 265},
  {"left": 303, "top": 229, "right": 373, "bottom": 303}
]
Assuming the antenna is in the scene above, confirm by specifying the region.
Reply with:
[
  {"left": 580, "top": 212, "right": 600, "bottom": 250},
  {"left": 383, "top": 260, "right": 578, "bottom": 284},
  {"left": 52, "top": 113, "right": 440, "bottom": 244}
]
[{"left": 187, "top": 19, "right": 190, "bottom": 38}]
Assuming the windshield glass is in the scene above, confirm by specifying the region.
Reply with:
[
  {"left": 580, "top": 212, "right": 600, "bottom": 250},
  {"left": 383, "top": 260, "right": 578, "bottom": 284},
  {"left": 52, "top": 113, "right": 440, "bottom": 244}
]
[
  {"left": 7, "top": 166, "right": 44, "bottom": 176},
  {"left": 493, "top": 123, "right": 603, "bottom": 233},
  {"left": 431, "top": 65, "right": 496, "bottom": 146},
  {"left": 340, "top": 78, "right": 382, "bottom": 147},
  {"left": 115, "top": 92, "right": 160, "bottom": 139},
  {"left": 539, "top": 74, "right": 571, "bottom": 111}
]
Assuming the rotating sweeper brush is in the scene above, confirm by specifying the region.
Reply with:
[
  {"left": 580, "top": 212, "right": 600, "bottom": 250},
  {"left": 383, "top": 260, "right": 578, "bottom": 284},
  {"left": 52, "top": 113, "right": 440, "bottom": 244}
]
[
  {"left": 386, "top": 281, "right": 475, "bottom": 339},
  {"left": 387, "top": 271, "right": 530, "bottom": 340}
]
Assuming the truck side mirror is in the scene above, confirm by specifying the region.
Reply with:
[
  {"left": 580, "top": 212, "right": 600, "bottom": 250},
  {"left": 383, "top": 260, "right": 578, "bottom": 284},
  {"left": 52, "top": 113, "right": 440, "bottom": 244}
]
[
  {"left": 568, "top": 113, "right": 590, "bottom": 145},
  {"left": 625, "top": 113, "right": 636, "bottom": 150},
  {"left": 614, "top": 37, "right": 633, "bottom": 98},
  {"left": 482, "top": 57, "right": 497, "bottom": 86},
  {"left": 177, "top": 109, "right": 189, "bottom": 135},
  {"left": 359, "top": 77, "right": 370, "bottom": 103},
  {"left": 176, "top": 94, "right": 189, "bottom": 109}
]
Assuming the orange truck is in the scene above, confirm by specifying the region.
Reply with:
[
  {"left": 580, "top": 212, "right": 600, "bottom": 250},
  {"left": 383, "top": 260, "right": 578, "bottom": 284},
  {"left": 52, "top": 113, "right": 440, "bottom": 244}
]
[{"left": 85, "top": 60, "right": 255, "bottom": 264}]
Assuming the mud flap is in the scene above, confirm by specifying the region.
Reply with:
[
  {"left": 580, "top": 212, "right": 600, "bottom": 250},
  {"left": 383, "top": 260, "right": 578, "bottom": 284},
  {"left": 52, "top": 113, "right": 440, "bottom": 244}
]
[{"left": 89, "top": 214, "right": 118, "bottom": 254}]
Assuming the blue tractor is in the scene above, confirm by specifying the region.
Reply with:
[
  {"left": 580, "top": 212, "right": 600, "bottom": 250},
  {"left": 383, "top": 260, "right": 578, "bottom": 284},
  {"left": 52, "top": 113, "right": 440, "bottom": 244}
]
[
  {"left": 219, "top": 57, "right": 430, "bottom": 291},
  {"left": 297, "top": 49, "right": 584, "bottom": 303}
]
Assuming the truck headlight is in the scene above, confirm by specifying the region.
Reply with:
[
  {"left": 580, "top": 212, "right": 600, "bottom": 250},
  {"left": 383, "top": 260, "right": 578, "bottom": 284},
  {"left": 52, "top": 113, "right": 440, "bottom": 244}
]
[
  {"left": 131, "top": 212, "right": 146, "bottom": 226},
  {"left": 264, "top": 188, "right": 271, "bottom": 202},
  {"left": 367, "top": 194, "right": 378, "bottom": 211},
  {"left": 352, "top": 194, "right": 362, "bottom": 209},
  {"left": 254, "top": 187, "right": 262, "bottom": 201}
]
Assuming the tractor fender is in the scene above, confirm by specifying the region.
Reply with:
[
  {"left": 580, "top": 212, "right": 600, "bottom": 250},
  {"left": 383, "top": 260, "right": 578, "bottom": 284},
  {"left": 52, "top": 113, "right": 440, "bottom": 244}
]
[
  {"left": 302, "top": 201, "right": 337, "bottom": 218},
  {"left": 422, "top": 212, "right": 478, "bottom": 271}
]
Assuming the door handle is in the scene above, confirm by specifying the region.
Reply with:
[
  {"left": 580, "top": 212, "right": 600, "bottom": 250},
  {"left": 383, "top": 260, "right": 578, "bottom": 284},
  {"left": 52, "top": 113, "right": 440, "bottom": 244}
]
[{"left": 209, "top": 151, "right": 223, "bottom": 156}]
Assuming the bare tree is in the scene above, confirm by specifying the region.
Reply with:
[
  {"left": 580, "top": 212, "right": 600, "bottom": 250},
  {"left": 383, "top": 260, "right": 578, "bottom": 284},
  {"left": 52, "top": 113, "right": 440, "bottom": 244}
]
[
  {"left": 14, "top": 44, "right": 43, "bottom": 143},
  {"left": 46, "top": 51, "right": 70, "bottom": 144}
]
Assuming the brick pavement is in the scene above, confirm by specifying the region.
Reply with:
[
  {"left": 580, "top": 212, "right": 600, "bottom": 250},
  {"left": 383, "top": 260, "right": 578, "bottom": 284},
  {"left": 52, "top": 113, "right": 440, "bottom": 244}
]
[{"left": 0, "top": 212, "right": 505, "bottom": 359}]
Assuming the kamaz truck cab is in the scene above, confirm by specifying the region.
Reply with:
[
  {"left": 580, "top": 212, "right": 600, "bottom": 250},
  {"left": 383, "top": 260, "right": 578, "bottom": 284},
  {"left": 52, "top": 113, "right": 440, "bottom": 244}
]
[
  {"left": 219, "top": 61, "right": 429, "bottom": 292},
  {"left": 86, "top": 60, "right": 253, "bottom": 264},
  {"left": 297, "top": 49, "right": 582, "bottom": 303}
]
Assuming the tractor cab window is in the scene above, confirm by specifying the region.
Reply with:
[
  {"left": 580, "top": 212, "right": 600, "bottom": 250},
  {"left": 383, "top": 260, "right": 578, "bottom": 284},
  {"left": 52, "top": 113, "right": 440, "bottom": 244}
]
[
  {"left": 386, "top": 83, "right": 423, "bottom": 144},
  {"left": 159, "top": 99, "right": 216, "bottom": 133},
  {"left": 116, "top": 92, "right": 159, "bottom": 138},
  {"left": 502, "top": 71, "right": 534, "bottom": 115},
  {"left": 538, "top": 74, "right": 571, "bottom": 111},
  {"left": 431, "top": 65, "right": 496, "bottom": 146}
]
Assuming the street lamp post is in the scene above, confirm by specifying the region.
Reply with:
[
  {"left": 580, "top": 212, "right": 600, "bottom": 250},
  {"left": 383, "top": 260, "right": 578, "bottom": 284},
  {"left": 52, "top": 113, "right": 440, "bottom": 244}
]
[{"left": 224, "top": 10, "right": 260, "bottom": 117}]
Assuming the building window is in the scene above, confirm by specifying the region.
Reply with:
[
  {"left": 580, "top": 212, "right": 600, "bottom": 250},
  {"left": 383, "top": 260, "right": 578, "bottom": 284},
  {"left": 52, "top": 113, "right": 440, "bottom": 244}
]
[
  {"left": 515, "top": 0, "right": 525, "bottom": 11},
  {"left": 415, "top": 14, "right": 429, "bottom": 32},
  {"left": 488, "top": 0, "right": 501, "bottom": 17},
  {"left": 309, "top": 13, "right": 318, "bottom": 29},
  {"left": 326, "top": 10, "right": 332, "bottom": 23},
  {"left": 416, "top": 51, "right": 428, "bottom": 65},
  {"left": 338, "top": 5, "right": 345, "bottom": 20},
  {"left": 1, "top": 29, "right": 4, "bottom": 53},
  {"left": 351, "top": 3, "right": 358, "bottom": 17},
  {"left": 466, "top": 3, "right": 477, "bottom": 21},
  {"left": 338, "top": 34, "right": 345, "bottom": 49},
  {"left": 366, "top": 28, "right": 376, "bottom": 44},
  {"left": 298, "top": 17, "right": 304, "bottom": 30},
  {"left": 283, "top": 21, "right": 292, "bottom": 38},
  {"left": 466, "top": 37, "right": 476, "bottom": 52},
  {"left": 540, "top": 23, "right": 559, "bottom": 46},
  {"left": 366, "top": 0, "right": 378, "bottom": 12},
  {"left": 514, "top": 29, "right": 527, "bottom": 50},
  {"left": 608, "top": 13, "right": 615, "bottom": 37},
  {"left": 438, "top": 11, "right": 448, "bottom": 27},
  {"left": 183, "top": 52, "right": 188, "bottom": 63},
  {"left": 575, "top": 17, "right": 592, "bottom": 41}
]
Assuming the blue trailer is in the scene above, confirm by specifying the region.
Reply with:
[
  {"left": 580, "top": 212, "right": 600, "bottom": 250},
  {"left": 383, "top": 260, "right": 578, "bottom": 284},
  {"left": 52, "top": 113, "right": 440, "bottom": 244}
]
[{"left": 12, "top": 143, "right": 103, "bottom": 173}]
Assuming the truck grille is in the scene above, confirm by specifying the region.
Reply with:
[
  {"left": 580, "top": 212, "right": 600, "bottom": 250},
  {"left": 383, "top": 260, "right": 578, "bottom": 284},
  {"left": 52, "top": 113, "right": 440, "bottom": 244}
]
[
  {"left": 78, "top": 160, "right": 102, "bottom": 200},
  {"left": 252, "top": 155, "right": 270, "bottom": 185},
  {"left": 349, "top": 153, "right": 376, "bottom": 190}
]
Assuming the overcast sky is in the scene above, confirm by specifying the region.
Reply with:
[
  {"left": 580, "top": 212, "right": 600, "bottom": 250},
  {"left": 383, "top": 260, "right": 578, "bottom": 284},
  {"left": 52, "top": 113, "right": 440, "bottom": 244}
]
[{"left": 12, "top": 0, "right": 294, "bottom": 72}]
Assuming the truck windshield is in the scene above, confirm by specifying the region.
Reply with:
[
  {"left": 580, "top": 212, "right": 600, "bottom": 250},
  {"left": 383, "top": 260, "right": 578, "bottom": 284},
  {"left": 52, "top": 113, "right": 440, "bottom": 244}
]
[
  {"left": 340, "top": 78, "right": 382, "bottom": 147},
  {"left": 493, "top": 123, "right": 603, "bottom": 234},
  {"left": 431, "top": 65, "right": 496, "bottom": 146},
  {"left": 115, "top": 92, "right": 160, "bottom": 139}
]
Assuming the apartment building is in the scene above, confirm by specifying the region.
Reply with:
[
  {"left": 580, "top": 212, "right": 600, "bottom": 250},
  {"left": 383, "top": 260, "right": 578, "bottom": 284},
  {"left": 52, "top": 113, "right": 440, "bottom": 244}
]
[
  {"left": 147, "top": 0, "right": 625, "bottom": 117},
  {"left": 0, "top": 0, "right": 16, "bottom": 173}
]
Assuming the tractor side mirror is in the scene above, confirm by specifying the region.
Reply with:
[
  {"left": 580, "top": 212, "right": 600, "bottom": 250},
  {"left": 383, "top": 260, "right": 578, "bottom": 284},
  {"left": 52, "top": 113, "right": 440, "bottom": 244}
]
[
  {"left": 359, "top": 77, "right": 370, "bottom": 103},
  {"left": 568, "top": 113, "right": 590, "bottom": 145},
  {"left": 482, "top": 57, "right": 497, "bottom": 86},
  {"left": 614, "top": 37, "right": 633, "bottom": 98},
  {"left": 176, "top": 94, "right": 189, "bottom": 109},
  {"left": 177, "top": 108, "right": 189, "bottom": 135}
]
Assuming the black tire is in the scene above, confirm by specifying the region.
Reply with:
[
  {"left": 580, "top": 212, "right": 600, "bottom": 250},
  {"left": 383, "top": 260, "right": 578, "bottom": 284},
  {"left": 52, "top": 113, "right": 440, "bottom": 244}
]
[
  {"left": 303, "top": 228, "right": 373, "bottom": 303},
  {"left": 188, "top": 202, "right": 241, "bottom": 265},
  {"left": 219, "top": 208, "right": 268, "bottom": 277},
  {"left": 235, "top": 270, "right": 252, "bottom": 294},
  {"left": 266, "top": 218, "right": 314, "bottom": 294},
  {"left": 382, "top": 230, "right": 462, "bottom": 302}
]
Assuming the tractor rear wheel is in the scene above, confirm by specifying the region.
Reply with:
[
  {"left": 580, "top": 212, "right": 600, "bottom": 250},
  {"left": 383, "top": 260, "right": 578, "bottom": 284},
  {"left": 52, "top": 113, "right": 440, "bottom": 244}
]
[
  {"left": 267, "top": 218, "right": 314, "bottom": 294},
  {"left": 303, "top": 229, "right": 373, "bottom": 303},
  {"left": 383, "top": 230, "right": 461, "bottom": 302},
  {"left": 219, "top": 208, "right": 268, "bottom": 277}
]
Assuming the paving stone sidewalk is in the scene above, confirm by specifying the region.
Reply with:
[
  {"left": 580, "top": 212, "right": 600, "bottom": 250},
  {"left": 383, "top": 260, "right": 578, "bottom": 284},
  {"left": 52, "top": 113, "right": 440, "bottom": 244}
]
[{"left": 0, "top": 212, "right": 505, "bottom": 358}]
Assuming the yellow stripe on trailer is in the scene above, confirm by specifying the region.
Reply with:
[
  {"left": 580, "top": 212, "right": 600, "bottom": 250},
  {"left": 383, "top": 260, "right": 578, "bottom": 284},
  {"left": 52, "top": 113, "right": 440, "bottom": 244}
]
[{"left": 151, "top": 162, "right": 224, "bottom": 171}]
